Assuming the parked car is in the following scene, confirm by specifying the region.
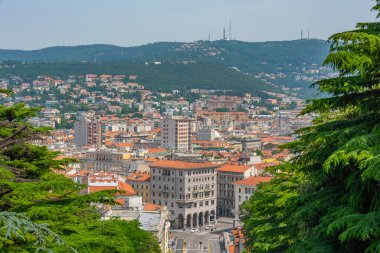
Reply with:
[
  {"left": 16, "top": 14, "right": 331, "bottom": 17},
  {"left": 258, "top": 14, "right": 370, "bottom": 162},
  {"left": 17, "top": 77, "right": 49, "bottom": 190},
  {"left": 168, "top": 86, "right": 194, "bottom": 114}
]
[
  {"left": 190, "top": 228, "right": 199, "bottom": 233},
  {"left": 205, "top": 225, "right": 215, "bottom": 230}
]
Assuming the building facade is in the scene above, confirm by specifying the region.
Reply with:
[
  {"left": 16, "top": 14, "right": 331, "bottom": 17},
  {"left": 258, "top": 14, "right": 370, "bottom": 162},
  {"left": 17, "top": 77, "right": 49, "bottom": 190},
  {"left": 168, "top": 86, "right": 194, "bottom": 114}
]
[
  {"left": 160, "top": 116, "right": 191, "bottom": 152},
  {"left": 232, "top": 176, "right": 272, "bottom": 219},
  {"left": 149, "top": 160, "right": 218, "bottom": 228},
  {"left": 74, "top": 113, "right": 101, "bottom": 148},
  {"left": 125, "top": 171, "right": 151, "bottom": 203},
  {"left": 80, "top": 150, "right": 128, "bottom": 174},
  {"left": 216, "top": 165, "right": 255, "bottom": 217}
]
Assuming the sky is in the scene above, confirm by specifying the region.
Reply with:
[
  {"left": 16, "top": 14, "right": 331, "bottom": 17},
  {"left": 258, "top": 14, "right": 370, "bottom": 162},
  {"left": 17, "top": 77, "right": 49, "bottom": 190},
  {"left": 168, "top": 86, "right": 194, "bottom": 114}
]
[{"left": 0, "top": 0, "right": 377, "bottom": 50}]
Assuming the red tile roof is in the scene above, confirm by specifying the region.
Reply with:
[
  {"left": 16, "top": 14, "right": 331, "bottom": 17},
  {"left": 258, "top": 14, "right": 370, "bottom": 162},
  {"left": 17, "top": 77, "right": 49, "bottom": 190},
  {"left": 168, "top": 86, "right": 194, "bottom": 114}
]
[
  {"left": 143, "top": 203, "right": 163, "bottom": 212},
  {"left": 233, "top": 176, "right": 272, "bottom": 186},
  {"left": 217, "top": 165, "right": 251, "bottom": 173},
  {"left": 126, "top": 172, "right": 151, "bottom": 182}
]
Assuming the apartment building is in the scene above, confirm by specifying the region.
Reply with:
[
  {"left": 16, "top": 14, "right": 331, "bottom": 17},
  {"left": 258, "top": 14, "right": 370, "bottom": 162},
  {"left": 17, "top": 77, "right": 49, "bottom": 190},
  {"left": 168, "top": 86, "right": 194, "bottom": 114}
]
[
  {"left": 125, "top": 171, "right": 151, "bottom": 203},
  {"left": 74, "top": 113, "right": 101, "bottom": 148},
  {"left": 232, "top": 176, "right": 272, "bottom": 219},
  {"left": 198, "top": 111, "right": 249, "bottom": 124},
  {"left": 149, "top": 160, "right": 219, "bottom": 229},
  {"left": 160, "top": 116, "right": 191, "bottom": 152},
  {"left": 80, "top": 150, "right": 129, "bottom": 174},
  {"left": 217, "top": 165, "right": 255, "bottom": 217}
]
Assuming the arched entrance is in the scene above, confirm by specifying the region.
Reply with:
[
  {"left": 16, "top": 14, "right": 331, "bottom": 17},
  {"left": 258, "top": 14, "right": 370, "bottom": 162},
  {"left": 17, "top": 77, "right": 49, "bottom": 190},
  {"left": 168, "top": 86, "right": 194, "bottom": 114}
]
[
  {"left": 177, "top": 214, "right": 184, "bottom": 228},
  {"left": 186, "top": 214, "right": 192, "bottom": 228},
  {"left": 192, "top": 213, "right": 198, "bottom": 228},
  {"left": 210, "top": 210, "right": 216, "bottom": 224},
  {"left": 205, "top": 211, "right": 210, "bottom": 225},
  {"left": 199, "top": 212, "right": 204, "bottom": 226}
]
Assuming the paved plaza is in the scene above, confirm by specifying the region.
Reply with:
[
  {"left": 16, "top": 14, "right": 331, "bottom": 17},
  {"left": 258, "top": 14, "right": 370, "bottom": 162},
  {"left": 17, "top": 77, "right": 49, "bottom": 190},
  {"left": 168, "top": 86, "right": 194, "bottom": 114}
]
[{"left": 170, "top": 217, "right": 235, "bottom": 253}]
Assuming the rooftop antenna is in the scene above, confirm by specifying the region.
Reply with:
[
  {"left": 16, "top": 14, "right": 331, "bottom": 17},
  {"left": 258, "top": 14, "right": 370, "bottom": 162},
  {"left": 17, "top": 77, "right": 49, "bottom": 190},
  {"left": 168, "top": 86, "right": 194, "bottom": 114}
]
[{"left": 229, "top": 18, "right": 232, "bottom": 40}]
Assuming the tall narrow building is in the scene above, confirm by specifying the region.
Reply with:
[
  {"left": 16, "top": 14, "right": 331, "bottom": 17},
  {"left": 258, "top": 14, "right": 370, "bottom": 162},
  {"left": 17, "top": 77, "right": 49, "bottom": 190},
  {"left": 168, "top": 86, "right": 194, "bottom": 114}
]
[
  {"left": 160, "top": 116, "right": 191, "bottom": 152},
  {"left": 74, "top": 113, "right": 101, "bottom": 148}
]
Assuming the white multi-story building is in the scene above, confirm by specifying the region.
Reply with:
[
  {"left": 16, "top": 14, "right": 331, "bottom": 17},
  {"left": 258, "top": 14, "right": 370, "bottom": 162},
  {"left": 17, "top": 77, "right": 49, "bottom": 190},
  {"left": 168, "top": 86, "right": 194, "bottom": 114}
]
[
  {"left": 217, "top": 165, "right": 256, "bottom": 217},
  {"left": 74, "top": 113, "right": 101, "bottom": 148},
  {"left": 149, "top": 160, "right": 219, "bottom": 228},
  {"left": 232, "top": 176, "right": 272, "bottom": 219},
  {"left": 160, "top": 116, "right": 191, "bottom": 152},
  {"left": 80, "top": 150, "right": 129, "bottom": 174}
]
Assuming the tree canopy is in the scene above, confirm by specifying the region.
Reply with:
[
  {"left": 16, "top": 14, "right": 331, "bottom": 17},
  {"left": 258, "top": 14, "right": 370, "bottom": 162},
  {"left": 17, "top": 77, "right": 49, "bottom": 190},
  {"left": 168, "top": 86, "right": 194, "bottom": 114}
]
[
  {"left": 241, "top": 1, "right": 380, "bottom": 252},
  {"left": 0, "top": 101, "right": 160, "bottom": 252}
]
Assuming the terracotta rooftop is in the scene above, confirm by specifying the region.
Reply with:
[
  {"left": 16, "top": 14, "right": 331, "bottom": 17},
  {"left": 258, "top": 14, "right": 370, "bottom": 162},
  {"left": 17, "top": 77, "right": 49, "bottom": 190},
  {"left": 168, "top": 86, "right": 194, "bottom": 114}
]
[
  {"left": 117, "top": 181, "right": 136, "bottom": 196},
  {"left": 217, "top": 165, "right": 252, "bottom": 173},
  {"left": 88, "top": 186, "right": 117, "bottom": 193},
  {"left": 233, "top": 176, "right": 272, "bottom": 186},
  {"left": 143, "top": 203, "right": 164, "bottom": 212},
  {"left": 150, "top": 160, "right": 218, "bottom": 170},
  {"left": 126, "top": 172, "right": 151, "bottom": 182}
]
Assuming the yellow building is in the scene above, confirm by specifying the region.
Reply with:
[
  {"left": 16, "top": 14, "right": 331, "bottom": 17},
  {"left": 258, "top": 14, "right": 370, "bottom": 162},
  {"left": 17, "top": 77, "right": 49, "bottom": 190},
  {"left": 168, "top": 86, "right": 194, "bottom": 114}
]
[{"left": 125, "top": 172, "right": 151, "bottom": 203}]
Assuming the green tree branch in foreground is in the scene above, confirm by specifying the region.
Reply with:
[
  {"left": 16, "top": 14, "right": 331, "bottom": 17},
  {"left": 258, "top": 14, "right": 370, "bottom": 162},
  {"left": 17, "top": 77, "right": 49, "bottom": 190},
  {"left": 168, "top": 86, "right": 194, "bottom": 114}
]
[
  {"left": 241, "top": 1, "right": 380, "bottom": 252},
  {"left": 0, "top": 101, "right": 161, "bottom": 252}
]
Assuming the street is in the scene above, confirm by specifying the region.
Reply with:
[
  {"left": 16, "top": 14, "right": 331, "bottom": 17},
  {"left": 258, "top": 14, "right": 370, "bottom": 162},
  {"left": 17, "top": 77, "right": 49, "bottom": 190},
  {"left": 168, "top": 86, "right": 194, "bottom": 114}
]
[{"left": 170, "top": 217, "right": 234, "bottom": 253}]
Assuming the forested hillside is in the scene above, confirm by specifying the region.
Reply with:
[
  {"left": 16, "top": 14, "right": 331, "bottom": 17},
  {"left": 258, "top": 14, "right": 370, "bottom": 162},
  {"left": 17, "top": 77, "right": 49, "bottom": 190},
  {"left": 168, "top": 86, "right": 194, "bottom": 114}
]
[{"left": 0, "top": 61, "right": 281, "bottom": 95}]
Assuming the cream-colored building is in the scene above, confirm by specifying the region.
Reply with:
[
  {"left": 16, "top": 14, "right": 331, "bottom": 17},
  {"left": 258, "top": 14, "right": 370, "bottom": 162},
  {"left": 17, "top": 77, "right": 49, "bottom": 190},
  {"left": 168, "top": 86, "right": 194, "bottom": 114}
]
[
  {"left": 80, "top": 150, "right": 129, "bottom": 174},
  {"left": 217, "top": 165, "right": 255, "bottom": 217},
  {"left": 232, "top": 176, "right": 272, "bottom": 219},
  {"left": 160, "top": 116, "right": 191, "bottom": 152},
  {"left": 149, "top": 160, "right": 219, "bottom": 228}
]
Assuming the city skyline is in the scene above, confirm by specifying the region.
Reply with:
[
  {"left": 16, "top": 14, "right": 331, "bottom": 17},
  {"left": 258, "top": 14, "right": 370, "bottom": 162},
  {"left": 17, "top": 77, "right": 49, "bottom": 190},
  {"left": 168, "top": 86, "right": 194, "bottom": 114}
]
[{"left": 0, "top": 0, "right": 376, "bottom": 50}]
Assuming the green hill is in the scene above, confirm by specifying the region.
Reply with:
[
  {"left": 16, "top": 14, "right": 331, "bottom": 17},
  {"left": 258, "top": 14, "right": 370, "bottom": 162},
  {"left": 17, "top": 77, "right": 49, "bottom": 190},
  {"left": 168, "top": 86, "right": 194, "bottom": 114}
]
[
  {"left": 0, "top": 61, "right": 280, "bottom": 95},
  {"left": 0, "top": 40, "right": 330, "bottom": 96},
  {"left": 0, "top": 39, "right": 329, "bottom": 74}
]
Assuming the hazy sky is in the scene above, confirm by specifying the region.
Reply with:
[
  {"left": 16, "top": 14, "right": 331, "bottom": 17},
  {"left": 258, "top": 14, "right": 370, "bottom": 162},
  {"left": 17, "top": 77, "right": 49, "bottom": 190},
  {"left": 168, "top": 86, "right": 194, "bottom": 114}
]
[{"left": 0, "top": 0, "right": 376, "bottom": 50}]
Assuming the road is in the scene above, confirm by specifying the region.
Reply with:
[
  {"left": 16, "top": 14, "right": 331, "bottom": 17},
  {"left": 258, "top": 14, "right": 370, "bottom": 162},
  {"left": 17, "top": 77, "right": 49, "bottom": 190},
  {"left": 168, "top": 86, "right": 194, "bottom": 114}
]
[{"left": 170, "top": 217, "right": 234, "bottom": 253}]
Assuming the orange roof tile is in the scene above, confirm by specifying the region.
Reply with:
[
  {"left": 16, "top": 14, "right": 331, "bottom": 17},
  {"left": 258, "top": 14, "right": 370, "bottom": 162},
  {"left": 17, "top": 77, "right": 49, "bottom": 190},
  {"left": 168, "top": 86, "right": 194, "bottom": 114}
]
[
  {"left": 88, "top": 186, "right": 117, "bottom": 193},
  {"left": 217, "top": 165, "right": 251, "bottom": 173},
  {"left": 150, "top": 160, "right": 218, "bottom": 170},
  {"left": 126, "top": 172, "right": 151, "bottom": 182},
  {"left": 117, "top": 181, "right": 136, "bottom": 196},
  {"left": 233, "top": 176, "right": 272, "bottom": 186},
  {"left": 147, "top": 147, "right": 167, "bottom": 153},
  {"left": 143, "top": 203, "right": 163, "bottom": 212}
]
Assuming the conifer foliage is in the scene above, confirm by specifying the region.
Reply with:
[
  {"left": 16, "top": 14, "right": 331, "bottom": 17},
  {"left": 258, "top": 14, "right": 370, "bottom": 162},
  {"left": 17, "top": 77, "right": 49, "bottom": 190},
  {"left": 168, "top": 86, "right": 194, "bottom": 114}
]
[
  {"left": 0, "top": 102, "right": 160, "bottom": 252},
  {"left": 241, "top": 1, "right": 380, "bottom": 252}
]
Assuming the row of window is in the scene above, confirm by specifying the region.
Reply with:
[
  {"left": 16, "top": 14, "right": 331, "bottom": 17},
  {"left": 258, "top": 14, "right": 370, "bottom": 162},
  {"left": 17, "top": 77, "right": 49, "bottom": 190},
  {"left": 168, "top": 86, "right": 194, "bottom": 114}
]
[{"left": 151, "top": 168, "right": 215, "bottom": 176}]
